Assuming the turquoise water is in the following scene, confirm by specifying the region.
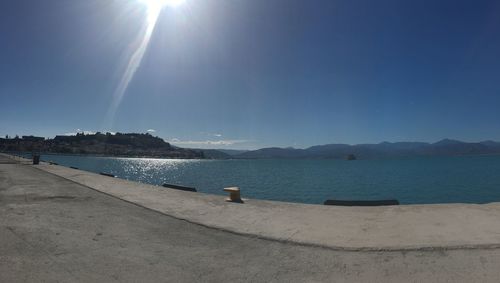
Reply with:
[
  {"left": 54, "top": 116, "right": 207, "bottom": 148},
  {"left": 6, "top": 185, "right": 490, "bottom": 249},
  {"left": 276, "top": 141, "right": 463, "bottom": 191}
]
[{"left": 39, "top": 154, "right": 500, "bottom": 205}]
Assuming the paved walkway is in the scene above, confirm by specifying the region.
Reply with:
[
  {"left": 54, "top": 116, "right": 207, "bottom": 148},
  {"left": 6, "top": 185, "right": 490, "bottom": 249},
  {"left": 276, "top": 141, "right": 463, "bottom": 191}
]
[
  {"left": 2, "top": 154, "right": 500, "bottom": 282},
  {"left": 35, "top": 155, "right": 500, "bottom": 251}
]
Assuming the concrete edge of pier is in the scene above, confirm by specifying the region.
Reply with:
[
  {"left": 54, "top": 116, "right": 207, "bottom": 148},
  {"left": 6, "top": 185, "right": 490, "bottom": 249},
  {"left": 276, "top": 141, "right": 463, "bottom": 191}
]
[{"left": 6, "top": 153, "right": 500, "bottom": 251}]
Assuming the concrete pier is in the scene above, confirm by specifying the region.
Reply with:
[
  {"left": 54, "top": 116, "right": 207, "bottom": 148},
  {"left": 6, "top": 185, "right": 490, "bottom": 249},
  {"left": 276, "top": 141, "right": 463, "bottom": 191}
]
[{"left": 2, "top": 153, "right": 500, "bottom": 282}]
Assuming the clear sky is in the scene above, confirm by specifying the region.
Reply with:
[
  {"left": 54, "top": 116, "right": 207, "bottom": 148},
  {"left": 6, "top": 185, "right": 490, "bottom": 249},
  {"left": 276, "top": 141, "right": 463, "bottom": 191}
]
[{"left": 1, "top": 0, "right": 500, "bottom": 149}]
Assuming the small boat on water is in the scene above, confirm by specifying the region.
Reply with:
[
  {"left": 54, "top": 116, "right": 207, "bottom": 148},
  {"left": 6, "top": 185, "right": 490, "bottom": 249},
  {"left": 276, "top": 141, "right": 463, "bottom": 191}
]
[{"left": 346, "top": 154, "right": 357, "bottom": 160}]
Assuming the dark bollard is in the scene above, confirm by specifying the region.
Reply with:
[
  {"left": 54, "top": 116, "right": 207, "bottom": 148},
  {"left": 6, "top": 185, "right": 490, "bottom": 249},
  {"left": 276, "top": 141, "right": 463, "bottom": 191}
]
[
  {"left": 162, "top": 183, "right": 197, "bottom": 192},
  {"left": 323, "top": 199, "right": 399, "bottom": 206},
  {"left": 100, "top": 172, "right": 116, "bottom": 177},
  {"left": 33, "top": 154, "right": 40, "bottom": 165}
]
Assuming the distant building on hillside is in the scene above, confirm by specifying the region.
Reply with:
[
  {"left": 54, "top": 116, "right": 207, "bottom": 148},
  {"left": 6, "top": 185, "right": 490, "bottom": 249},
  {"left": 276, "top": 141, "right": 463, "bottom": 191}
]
[{"left": 22, "top": 136, "right": 45, "bottom": 142}]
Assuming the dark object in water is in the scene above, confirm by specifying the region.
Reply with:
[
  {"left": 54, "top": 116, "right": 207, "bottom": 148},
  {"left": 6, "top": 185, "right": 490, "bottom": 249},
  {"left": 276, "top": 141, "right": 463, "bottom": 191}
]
[
  {"left": 162, "top": 183, "right": 197, "bottom": 192},
  {"left": 100, "top": 172, "right": 116, "bottom": 177},
  {"left": 49, "top": 161, "right": 58, "bottom": 165},
  {"left": 70, "top": 166, "right": 78, "bottom": 169},
  {"left": 346, "top": 154, "right": 357, "bottom": 160},
  {"left": 324, "top": 199, "right": 399, "bottom": 206}
]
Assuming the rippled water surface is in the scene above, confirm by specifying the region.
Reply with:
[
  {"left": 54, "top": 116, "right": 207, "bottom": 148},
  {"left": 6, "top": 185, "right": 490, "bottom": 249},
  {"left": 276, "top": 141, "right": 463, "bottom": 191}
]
[{"left": 39, "top": 154, "right": 500, "bottom": 205}]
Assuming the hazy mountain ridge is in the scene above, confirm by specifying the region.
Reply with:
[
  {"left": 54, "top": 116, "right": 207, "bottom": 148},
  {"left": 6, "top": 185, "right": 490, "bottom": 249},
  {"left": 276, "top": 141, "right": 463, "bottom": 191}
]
[
  {"left": 3, "top": 134, "right": 500, "bottom": 160},
  {"left": 233, "top": 139, "right": 500, "bottom": 159}
]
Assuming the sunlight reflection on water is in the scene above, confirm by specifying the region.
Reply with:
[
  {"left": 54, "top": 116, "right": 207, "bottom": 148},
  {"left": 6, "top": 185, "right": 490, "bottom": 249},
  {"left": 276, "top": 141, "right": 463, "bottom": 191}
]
[{"left": 41, "top": 154, "right": 500, "bottom": 205}]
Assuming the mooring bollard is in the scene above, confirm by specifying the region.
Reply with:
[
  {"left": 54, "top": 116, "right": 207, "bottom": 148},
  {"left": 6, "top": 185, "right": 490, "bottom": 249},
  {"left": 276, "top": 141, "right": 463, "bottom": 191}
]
[
  {"left": 223, "top": 187, "right": 243, "bottom": 203},
  {"left": 32, "top": 154, "right": 40, "bottom": 165}
]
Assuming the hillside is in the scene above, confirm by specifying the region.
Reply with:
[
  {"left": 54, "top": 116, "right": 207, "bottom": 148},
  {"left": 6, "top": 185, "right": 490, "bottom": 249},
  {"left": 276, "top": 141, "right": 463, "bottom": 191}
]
[{"left": 0, "top": 133, "right": 203, "bottom": 159}]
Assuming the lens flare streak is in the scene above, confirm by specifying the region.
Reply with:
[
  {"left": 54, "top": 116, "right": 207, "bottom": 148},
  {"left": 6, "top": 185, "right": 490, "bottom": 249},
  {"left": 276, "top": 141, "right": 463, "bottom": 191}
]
[{"left": 104, "top": 4, "right": 163, "bottom": 129}]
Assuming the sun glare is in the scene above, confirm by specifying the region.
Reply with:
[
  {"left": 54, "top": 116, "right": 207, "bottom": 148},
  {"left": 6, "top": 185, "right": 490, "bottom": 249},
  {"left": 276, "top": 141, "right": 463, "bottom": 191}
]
[
  {"left": 139, "top": 0, "right": 185, "bottom": 10},
  {"left": 138, "top": 0, "right": 185, "bottom": 25},
  {"left": 104, "top": 0, "right": 185, "bottom": 128}
]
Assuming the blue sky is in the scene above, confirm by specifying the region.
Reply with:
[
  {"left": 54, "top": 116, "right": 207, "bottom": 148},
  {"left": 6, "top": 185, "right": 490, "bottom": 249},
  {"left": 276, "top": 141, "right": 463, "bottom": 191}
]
[{"left": 1, "top": 0, "right": 500, "bottom": 149}]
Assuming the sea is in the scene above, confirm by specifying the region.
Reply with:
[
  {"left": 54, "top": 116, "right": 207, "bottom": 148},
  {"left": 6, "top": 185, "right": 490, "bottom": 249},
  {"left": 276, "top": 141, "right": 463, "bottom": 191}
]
[{"left": 36, "top": 154, "right": 500, "bottom": 205}]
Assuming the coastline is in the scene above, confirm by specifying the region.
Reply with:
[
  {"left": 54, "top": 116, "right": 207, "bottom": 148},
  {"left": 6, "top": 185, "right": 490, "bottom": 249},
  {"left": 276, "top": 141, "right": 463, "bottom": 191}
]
[
  {"left": 3, "top": 151, "right": 208, "bottom": 160},
  {"left": 11, "top": 152, "right": 500, "bottom": 206},
  {"left": 4, "top": 152, "right": 500, "bottom": 282},
  {"left": 8, "top": 150, "right": 500, "bottom": 161},
  {"left": 5, "top": 153, "right": 500, "bottom": 251}
]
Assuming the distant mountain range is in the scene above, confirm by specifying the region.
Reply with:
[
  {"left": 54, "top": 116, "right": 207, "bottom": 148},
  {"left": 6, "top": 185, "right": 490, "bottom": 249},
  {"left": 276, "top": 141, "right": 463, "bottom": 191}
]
[
  {"left": 202, "top": 139, "right": 500, "bottom": 159},
  {"left": 192, "top": 148, "right": 249, "bottom": 159},
  {"left": 2, "top": 134, "right": 500, "bottom": 160}
]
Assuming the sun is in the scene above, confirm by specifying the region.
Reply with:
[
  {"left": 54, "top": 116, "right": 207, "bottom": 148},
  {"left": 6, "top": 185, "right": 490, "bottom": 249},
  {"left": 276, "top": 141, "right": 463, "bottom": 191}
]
[
  {"left": 139, "top": 0, "right": 185, "bottom": 10},
  {"left": 138, "top": 0, "right": 185, "bottom": 24}
]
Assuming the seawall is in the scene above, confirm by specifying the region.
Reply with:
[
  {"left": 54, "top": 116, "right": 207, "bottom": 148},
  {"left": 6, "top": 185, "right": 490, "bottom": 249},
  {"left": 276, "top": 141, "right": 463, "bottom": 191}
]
[{"left": 11, "top": 153, "right": 500, "bottom": 251}]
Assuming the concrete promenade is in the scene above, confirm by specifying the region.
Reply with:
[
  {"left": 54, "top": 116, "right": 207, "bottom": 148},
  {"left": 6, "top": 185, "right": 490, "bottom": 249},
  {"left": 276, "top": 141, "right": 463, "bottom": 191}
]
[
  {"left": 36, "top": 156, "right": 500, "bottom": 251},
  {"left": 2, "top": 153, "right": 500, "bottom": 282}
]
